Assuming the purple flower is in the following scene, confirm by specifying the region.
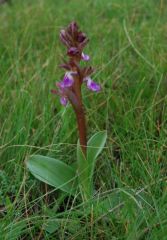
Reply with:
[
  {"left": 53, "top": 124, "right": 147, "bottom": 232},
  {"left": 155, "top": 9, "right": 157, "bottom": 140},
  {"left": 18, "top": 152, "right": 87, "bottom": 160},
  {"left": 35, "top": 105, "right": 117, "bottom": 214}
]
[
  {"left": 68, "top": 48, "right": 90, "bottom": 62},
  {"left": 84, "top": 76, "right": 101, "bottom": 92},
  {"left": 81, "top": 52, "right": 90, "bottom": 61},
  {"left": 51, "top": 72, "right": 77, "bottom": 106},
  {"left": 60, "top": 96, "right": 68, "bottom": 106},
  {"left": 67, "top": 47, "right": 80, "bottom": 57},
  {"left": 51, "top": 87, "right": 68, "bottom": 106},
  {"left": 78, "top": 32, "right": 87, "bottom": 43},
  {"left": 59, "top": 72, "right": 75, "bottom": 88}
]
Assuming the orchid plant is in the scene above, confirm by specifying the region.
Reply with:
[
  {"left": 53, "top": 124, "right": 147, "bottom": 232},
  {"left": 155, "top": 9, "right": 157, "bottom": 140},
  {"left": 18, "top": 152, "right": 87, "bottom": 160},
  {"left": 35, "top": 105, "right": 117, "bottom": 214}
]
[{"left": 27, "top": 22, "right": 107, "bottom": 202}]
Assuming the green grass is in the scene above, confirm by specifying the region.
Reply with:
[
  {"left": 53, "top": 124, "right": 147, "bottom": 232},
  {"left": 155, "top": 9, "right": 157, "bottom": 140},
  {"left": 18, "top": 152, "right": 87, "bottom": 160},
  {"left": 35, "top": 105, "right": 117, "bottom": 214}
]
[{"left": 0, "top": 0, "right": 167, "bottom": 239}]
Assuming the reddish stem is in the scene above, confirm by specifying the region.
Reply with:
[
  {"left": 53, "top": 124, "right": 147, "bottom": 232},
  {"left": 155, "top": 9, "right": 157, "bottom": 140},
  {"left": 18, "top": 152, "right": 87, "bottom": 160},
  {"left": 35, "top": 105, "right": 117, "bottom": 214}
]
[
  {"left": 74, "top": 73, "right": 87, "bottom": 156},
  {"left": 76, "top": 108, "right": 87, "bottom": 156},
  {"left": 65, "top": 74, "right": 87, "bottom": 156}
]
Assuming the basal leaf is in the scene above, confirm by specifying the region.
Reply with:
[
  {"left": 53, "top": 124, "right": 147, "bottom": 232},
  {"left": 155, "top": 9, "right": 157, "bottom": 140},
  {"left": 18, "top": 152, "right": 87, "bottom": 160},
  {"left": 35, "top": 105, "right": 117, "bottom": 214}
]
[
  {"left": 87, "top": 131, "right": 107, "bottom": 163},
  {"left": 87, "top": 130, "right": 107, "bottom": 180},
  {"left": 26, "top": 155, "right": 78, "bottom": 195}
]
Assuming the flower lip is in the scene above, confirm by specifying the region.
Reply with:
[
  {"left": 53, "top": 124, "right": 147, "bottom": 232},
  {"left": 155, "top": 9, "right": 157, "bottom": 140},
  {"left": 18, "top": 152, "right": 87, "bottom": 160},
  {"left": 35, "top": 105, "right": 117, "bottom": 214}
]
[
  {"left": 60, "top": 96, "right": 68, "bottom": 106},
  {"left": 81, "top": 52, "right": 90, "bottom": 61},
  {"left": 84, "top": 76, "right": 101, "bottom": 92}
]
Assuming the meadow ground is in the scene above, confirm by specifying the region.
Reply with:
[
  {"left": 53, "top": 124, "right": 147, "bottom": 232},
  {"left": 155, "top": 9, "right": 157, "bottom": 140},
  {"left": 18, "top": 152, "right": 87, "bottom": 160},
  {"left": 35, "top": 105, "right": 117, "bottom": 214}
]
[{"left": 0, "top": 0, "right": 167, "bottom": 239}]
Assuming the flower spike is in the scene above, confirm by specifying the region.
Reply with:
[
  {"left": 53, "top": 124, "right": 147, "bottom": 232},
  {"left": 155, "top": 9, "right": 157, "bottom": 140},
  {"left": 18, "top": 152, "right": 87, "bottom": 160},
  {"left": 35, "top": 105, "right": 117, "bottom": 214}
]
[{"left": 52, "top": 22, "right": 101, "bottom": 155}]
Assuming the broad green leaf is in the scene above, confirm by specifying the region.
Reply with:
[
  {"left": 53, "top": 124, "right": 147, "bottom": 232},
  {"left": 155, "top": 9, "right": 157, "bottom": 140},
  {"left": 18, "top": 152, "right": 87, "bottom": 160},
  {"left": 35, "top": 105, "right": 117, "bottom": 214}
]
[
  {"left": 87, "top": 130, "right": 107, "bottom": 179},
  {"left": 27, "top": 155, "right": 77, "bottom": 195},
  {"left": 77, "top": 142, "right": 92, "bottom": 200},
  {"left": 87, "top": 131, "right": 107, "bottom": 163}
]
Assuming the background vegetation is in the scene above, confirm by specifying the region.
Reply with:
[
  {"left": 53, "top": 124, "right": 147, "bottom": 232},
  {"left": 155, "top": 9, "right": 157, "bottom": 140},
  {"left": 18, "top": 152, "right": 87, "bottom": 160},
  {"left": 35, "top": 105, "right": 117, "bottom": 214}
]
[{"left": 0, "top": 0, "right": 167, "bottom": 239}]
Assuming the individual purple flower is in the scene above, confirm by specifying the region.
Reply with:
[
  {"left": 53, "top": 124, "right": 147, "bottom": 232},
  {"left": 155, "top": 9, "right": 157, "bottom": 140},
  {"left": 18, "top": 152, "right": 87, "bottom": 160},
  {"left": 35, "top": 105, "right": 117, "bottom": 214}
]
[
  {"left": 77, "top": 32, "right": 87, "bottom": 43},
  {"left": 81, "top": 52, "right": 90, "bottom": 61},
  {"left": 60, "top": 96, "right": 68, "bottom": 106},
  {"left": 51, "top": 87, "right": 68, "bottom": 106},
  {"left": 84, "top": 76, "right": 101, "bottom": 92},
  {"left": 51, "top": 84, "right": 68, "bottom": 106},
  {"left": 67, "top": 47, "right": 80, "bottom": 57},
  {"left": 68, "top": 47, "right": 90, "bottom": 62},
  {"left": 59, "top": 71, "right": 75, "bottom": 88}
]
